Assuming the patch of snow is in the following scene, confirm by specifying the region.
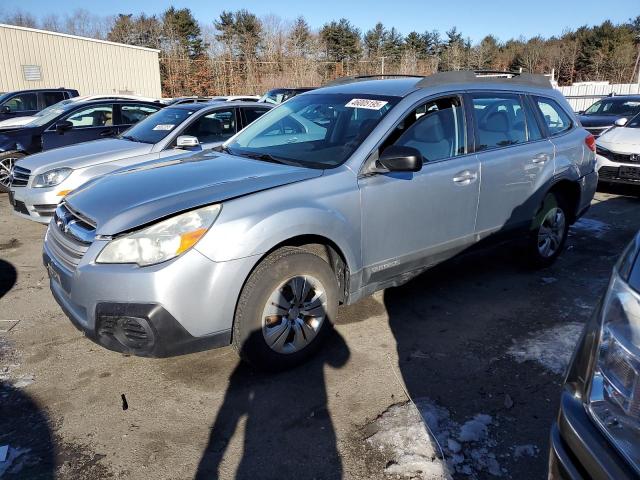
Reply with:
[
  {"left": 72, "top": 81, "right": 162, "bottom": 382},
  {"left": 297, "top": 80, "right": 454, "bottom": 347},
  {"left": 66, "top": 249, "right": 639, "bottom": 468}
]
[
  {"left": 570, "top": 218, "right": 610, "bottom": 238},
  {"left": 13, "top": 374, "right": 34, "bottom": 388},
  {"left": 513, "top": 444, "right": 539, "bottom": 459},
  {"left": 508, "top": 322, "right": 584, "bottom": 374},
  {"left": 366, "top": 399, "right": 503, "bottom": 479}
]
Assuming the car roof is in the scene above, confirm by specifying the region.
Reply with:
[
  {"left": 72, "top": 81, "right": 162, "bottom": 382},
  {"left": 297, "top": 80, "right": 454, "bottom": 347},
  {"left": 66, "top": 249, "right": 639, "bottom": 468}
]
[
  {"left": 594, "top": 95, "right": 640, "bottom": 101},
  {"left": 69, "top": 98, "right": 162, "bottom": 108},
  {"left": 313, "top": 78, "right": 420, "bottom": 97}
]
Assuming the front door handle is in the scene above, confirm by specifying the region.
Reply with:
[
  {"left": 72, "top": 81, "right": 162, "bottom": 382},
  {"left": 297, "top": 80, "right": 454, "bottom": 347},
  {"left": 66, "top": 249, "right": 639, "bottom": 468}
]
[
  {"left": 532, "top": 153, "right": 550, "bottom": 164},
  {"left": 452, "top": 170, "right": 478, "bottom": 185},
  {"left": 100, "top": 129, "right": 115, "bottom": 137}
]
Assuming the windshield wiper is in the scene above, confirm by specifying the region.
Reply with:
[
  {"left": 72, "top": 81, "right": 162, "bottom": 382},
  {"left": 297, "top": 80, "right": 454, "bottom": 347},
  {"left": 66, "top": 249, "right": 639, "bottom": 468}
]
[{"left": 240, "top": 152, "right": 290, "bottom": 165}]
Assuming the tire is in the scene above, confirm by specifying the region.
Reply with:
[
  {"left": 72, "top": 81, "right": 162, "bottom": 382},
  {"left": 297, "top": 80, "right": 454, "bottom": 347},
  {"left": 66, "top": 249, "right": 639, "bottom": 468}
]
[
  {"left": 527, "top": 191, "right": 570, "bottom": 268},
  {"left": 232, "top": 246, "right": 339, "bottom": 370},
  {"left": 0, "top": 151, "right": 25, "bottom": 193}
]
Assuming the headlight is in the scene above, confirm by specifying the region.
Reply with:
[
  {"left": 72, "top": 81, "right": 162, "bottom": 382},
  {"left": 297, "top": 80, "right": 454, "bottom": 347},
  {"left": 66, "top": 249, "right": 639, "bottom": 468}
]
[
  {"left": 587, "top": 262, "right": 640, "bottom": 470},
  {"left": 96, "top": 204, "right": 221, "bottom": 266},
  {"left": 33, "top": 167, "right": 72, "bottom": 188}
]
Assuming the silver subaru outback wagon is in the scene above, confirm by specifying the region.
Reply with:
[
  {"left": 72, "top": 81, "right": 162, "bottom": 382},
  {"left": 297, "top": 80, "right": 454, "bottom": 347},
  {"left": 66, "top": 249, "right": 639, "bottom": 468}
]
[{"left": 43, "top": 72, "right": 598, "bottom": 369}]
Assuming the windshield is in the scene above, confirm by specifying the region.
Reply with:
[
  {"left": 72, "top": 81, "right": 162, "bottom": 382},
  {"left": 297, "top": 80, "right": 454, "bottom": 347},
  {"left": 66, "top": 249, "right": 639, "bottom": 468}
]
[
  {"left": 119, "top": 107, "right": 195, "bottom": 144},
  {"left": 584, "top": 98, "right": 640, "bottom": 117},
  {"left": 226, "top": 93, "right": 399, "bottom": 168}
]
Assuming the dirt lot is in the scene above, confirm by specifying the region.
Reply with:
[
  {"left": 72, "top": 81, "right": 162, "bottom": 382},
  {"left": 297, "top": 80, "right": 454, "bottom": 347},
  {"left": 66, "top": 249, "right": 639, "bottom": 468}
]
[{"left": 1, "top": 188, "right": 639, "bottom": 480}]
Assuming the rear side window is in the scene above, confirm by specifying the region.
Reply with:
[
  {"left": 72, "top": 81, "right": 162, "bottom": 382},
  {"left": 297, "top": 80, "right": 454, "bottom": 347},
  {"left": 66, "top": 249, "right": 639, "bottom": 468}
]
[
  {"left": 471, "top": 94, "right": 528, "bottom": 150},
  {"left": 65, "top": 105, "right": 113, "bottom": 127},
  {"left": 242, "top": 107, "right": 270, "bottom": 125},
  {"left": 392, "top": 96, "right": 466, "bottom": 162},
  {"left": 3, "top": 93, "right": 37, "bottom": 112},
  {"left": 534, "top": 97, "right": 572, "bottom": 136},
  {"left": 120, "top": 104, "right": 161, "bottom": 125},
  {"left": 43, "top": 91, "right": 65, "bottom": 107}
]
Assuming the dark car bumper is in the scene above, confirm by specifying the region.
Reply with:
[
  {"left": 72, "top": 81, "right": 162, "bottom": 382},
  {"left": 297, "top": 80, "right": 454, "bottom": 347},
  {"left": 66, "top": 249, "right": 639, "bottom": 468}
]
[{"left": 549, "top": 390, "right": 637, "bottom": 479}]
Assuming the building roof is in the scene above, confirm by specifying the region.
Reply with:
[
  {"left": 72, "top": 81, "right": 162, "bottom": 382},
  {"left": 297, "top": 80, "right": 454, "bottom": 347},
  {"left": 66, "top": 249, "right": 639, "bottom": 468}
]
[{"left": 0, "top": 23, "right": 160, "bottom": 53}]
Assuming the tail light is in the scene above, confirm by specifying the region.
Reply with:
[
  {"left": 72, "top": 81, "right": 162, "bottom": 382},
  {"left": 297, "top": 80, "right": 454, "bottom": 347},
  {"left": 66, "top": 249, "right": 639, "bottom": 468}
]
[{"left": 585, "top": 133, "right": 596, "bottom": 152}]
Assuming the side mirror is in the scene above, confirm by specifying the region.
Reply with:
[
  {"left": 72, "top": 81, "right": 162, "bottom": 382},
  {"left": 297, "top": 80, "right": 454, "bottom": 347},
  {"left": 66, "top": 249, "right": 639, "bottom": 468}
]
[
  {"left": 577, "top": 110, "right": 585, "bottom": 115},
  {"left": 176, "top": 135, "right": 201, "bottom": 151},
  {"left": 1, "top": 106, "right": 10, "bottom": 114},
  {"left": 614, "top": 117, "right": 628, "bottom": 127},
  {"left": 377, "top": 145, "right": 423, "bottom": 172},
  {"left": 55, "top": 120, "right": 73, "bottom": 134}
]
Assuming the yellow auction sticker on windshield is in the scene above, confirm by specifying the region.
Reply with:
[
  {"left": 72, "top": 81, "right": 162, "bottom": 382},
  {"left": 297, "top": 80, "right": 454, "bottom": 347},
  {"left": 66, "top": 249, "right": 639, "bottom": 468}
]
[{"left": 345, "top": 99, "right": 388, "bottom": 110}]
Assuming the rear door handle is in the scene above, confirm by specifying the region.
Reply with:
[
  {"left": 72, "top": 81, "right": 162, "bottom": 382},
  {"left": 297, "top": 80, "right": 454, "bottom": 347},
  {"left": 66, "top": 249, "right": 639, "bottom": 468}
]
[
  {"left": 452, "top": 170, "right": 478, "bottom": 185},
  {"left": 532, "top": 153, "right": 550, "bottom": 164}
]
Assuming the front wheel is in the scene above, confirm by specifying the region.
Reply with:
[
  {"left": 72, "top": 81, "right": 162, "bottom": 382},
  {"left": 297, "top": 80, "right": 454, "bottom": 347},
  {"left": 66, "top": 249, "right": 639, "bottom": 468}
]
[
  {"left": 527, "top": 192, "right": 570, "bottom": 268},
  {"left": 0, "top": 152, "right": 25, "bottom": 193},
  {"left": 232, "top": 247, "right": 339, "bottom": 370}
]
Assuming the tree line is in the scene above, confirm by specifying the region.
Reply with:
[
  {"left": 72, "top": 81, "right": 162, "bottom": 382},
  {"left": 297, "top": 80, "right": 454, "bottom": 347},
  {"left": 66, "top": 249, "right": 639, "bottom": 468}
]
[{"left": 2, "top": 7, "right": 639, "bottom": 96}]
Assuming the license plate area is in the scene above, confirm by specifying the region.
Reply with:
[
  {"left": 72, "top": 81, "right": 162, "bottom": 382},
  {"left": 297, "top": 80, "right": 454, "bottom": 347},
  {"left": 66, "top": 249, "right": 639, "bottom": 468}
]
[{"left": 619, "top": 166, "right": 640, "bottom": 180}]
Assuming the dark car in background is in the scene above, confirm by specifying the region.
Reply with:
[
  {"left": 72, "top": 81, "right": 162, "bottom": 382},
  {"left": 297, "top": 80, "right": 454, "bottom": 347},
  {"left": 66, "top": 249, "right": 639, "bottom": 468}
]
[
  {"left": 577, "top": 95, "right": 640, "bottom": 137},
  {"left": 258, "top": 87, "right": 315, "bottom": 104},
  {"left": 0, "top": 97, "right": 162, "bottom": 192},
  {"left": 0, "top": 88, "right": 79, "bottom": 121},
  {"left": 549, "top": 232, "right": 640, "bottom": 479}
]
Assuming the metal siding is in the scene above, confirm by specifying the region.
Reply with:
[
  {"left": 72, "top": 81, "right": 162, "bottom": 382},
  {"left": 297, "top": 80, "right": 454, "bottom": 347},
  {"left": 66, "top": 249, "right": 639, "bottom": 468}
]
[{"left": 0, "top": 24, "right": 161, "bottom": 97}]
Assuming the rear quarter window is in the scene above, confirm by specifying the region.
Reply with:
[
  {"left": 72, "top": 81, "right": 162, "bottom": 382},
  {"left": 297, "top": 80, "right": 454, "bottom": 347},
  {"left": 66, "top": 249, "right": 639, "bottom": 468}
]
[{"left": 534, "top": 97, "right": 572, "bottom": 136}]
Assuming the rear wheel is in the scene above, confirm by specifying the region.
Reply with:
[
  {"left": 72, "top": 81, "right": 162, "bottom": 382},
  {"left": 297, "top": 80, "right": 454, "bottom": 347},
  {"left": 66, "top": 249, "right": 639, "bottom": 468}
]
[
  {"left": 232, "top": 247, "right": 339, "bottom": 370},
  {"left": 0, "top": 152, "right": 25, "bottom": 193},
  {"left": 527, "top": 191, "right": 570, "bottom": 268}
]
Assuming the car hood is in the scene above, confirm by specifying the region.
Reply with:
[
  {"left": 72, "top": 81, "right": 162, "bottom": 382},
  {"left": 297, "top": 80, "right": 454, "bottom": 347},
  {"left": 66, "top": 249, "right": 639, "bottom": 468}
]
[
  {"left": 16, "top": 138, "right": 150, "bottom": 173},
  {"left": 65, "top": 151, "right": 324, "bottom": 235},
  {"left": 0, "top": 116, "right": 37, "bottom": 128},
  {"left": 597, "top": 127, "right": 640, "bottom": 151},
  {"left": 578, "top": 114, "right": 620, "bottom": 128}
]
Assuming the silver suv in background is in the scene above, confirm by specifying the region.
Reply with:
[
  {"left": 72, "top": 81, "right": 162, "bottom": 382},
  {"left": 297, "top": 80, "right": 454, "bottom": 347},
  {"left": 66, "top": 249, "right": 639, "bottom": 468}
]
[
  {"left": 43, "top": 72, "right": 598, "bottom": 369},
  {"left": 10, "top": 101, "right": 272, "bottom": 223}
]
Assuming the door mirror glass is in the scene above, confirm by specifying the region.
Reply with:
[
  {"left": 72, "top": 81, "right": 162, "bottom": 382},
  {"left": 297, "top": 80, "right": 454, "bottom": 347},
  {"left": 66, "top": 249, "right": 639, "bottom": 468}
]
[
  {"left": 1, "top": 105, "right": 10, "bottom": 114},
  {"left": 614, "top": 117, "right": 628, "bottom": 127},
  {"left": 378, "top": 145, "right": 423, "bottom": 172},
  {"left": 55, "top": 120, "right": 73, "bottom": 134},
  {"left": 176, "top": 135, "right": 201, "bottom": 150}
]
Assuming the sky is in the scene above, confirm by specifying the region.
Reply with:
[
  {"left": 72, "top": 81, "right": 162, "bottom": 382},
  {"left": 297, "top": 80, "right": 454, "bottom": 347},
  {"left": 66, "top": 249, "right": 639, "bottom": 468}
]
[{"left": 1, "top": 0, "right": 638, "bottom": 42}]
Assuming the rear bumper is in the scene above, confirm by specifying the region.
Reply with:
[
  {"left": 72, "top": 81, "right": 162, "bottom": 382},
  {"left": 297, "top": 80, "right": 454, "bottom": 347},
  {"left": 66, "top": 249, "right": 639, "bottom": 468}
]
[{"left": 548, "top": 390, "right": 636, "bottom": 479}]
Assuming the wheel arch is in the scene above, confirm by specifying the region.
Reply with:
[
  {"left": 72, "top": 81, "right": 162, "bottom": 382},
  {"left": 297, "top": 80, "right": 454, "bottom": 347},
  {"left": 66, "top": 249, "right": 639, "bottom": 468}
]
[{"left": 546, "top": 178, "right": 582, "bottom": 223}]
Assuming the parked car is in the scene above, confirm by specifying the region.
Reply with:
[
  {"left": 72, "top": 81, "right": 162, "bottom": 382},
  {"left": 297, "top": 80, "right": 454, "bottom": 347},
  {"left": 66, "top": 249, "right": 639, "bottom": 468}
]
[
  {"left": 577, "top": 94, "right": 640, "bottom": 138},
  {"left": 0, "top": 94, "right": 159, "bottom": 129},
  {"left": 43, "top": 72, "right": 597, "bottom": 369},
  {"left": 549, "top": 231, "right": 640, "bottom": 479},
  {"left": 595, "top": 112, "right": 640, "bottom": 188},
  {"left": 258, "top": 87, "right": 315, "bottom": 104},
  {"left": 9, "top": 101, "right": 272, "bottom": 222},
  {"left": 0, "top": 88, "right": 79, "bottom": 121},
  {"left": 0, "top": 97, "right": 163, "bottom": 192},
  {"left": 161, "top": 96, "right": 212, "bottom": 106}
]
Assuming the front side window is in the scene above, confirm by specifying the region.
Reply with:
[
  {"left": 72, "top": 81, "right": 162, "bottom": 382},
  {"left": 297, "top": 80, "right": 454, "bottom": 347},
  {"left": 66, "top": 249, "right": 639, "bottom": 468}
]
[
  {"left": 65, "top": 105, "right": 113, "bottom": 128},
  {"left": 4, "top": 93, "right": 37, "bottom": 112},
  {"left": 390, "top": 96, "right": 466, "bottom": 162},
  {"left": 535, "top": 97, "right": 572, "bottom": 136},
  {"left": 43, "top": 91, "right": 65, "bottom": 107},
  {"left": 183, "top": 109, "right": 236, "bottom": 143},
  {"left": 227, "top": 93, "right": 399, "bottom": 168},
  {"left": 472, "top": 94, "right": 528, "bottom": 151}
]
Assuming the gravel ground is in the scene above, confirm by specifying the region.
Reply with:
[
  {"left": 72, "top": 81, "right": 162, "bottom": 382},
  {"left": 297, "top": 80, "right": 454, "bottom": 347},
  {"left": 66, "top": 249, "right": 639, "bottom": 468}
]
[{"left": 1, "top": 187, "right": 639, "bottom": 480}]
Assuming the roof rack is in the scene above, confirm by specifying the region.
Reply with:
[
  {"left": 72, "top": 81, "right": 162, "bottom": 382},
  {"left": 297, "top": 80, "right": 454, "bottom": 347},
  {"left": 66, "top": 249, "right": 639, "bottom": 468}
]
[
  {"left": 416, "top": 71, "right": 552, "bottom": 89},
  {"left": 324, "top": 74, "right": 426, "bottom": 87}
]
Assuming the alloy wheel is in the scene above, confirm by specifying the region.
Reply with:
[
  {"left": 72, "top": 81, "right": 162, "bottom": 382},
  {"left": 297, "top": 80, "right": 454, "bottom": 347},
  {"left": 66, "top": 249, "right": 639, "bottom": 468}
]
[
  {"left": 261, "top": 275, "right": 328, "bottom": 354},
  {"left": 0, "top": 156, "right": 17, "bottom": 189},
  {"left": 537, "top": 207, "right": 566, "bottom": 258}
]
